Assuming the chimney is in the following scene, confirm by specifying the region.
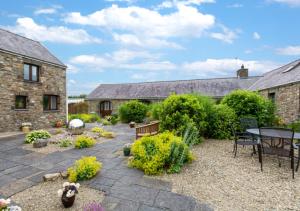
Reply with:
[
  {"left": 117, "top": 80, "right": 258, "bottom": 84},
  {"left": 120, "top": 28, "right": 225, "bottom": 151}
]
[{"left": 237, "top": 64, "right": 248, "bottom": 78}]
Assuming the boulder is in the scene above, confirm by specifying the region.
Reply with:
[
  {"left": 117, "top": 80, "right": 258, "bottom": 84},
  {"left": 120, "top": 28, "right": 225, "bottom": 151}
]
[
  {"left": 33, "top": 139, "right": 48, "bottom": 148},
  {"left": 43, "top": 173, "right": 60, "bottom": 181}
]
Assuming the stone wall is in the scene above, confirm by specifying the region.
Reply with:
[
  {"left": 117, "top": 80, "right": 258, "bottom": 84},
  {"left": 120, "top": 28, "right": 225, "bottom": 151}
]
[
  {"left": 0, "top": 51, "right": 66, "bottom": 132},
  {"left": 259, "top": 83, "right": 300, "bottom": 124}
]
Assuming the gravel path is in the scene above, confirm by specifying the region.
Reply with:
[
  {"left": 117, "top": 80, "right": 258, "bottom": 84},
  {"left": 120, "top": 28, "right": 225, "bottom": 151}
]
[
  {"left": 11, "top": 178, "right": 105, "bottom": 211},
  {"left": 158, "top": 140, "right": 300, "bottom": 211}
]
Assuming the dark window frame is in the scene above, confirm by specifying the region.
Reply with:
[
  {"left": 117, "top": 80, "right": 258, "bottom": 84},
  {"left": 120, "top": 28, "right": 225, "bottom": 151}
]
[
  {"left": 43, "top": 95, "right": 59, "bottom": 111},
  {"left": 15, "top": 95, "right": 28, "bottom": 110},
  {"left": 100, "top": 101, "right": 112, "bottom": 111},
  {"left": 268, "top": 92, "right": 276, "bottom": 103},
  {"left": 23, "top": 63, "right": 40, "bottom": 82}
]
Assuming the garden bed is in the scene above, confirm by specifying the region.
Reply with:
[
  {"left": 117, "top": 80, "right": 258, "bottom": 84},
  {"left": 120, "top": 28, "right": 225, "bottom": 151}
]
[
  {"left": 158, "top": 140, "right": 300, "bottom": 210},
  {"left": 11, "top": 178, "right": 104, "bottom": 211}
]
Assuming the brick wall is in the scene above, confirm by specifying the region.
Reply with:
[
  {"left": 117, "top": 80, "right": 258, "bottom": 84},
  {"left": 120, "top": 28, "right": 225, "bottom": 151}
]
[
  {"left": 259, "top": 83, "right": 300, "bottom": 124},
  {"left": 0, "top": 51, "right": 66, "bottom": 132}
]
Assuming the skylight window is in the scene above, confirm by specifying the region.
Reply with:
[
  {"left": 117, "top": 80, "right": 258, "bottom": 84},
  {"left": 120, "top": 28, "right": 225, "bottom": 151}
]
[{"left": 282, "top": 62, "right": 300, "bottom": 73}]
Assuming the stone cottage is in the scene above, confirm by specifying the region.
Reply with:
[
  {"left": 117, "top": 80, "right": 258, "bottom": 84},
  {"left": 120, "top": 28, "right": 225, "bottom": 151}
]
[
  {"left": 87, "top": 67, "right": 260, "bottom": 116},
  {"left": 0, "top": 29, "right": 67, "bottom": 132},
  {"left": 249, "top": 59, "right": 300, "bottom": 123}
]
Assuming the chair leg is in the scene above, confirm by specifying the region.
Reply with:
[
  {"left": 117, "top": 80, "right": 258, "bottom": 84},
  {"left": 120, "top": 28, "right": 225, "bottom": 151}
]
[
  {"left": 252, "top": 145, "right": 256, "bottom": 156},
  {"left": 296, "top": 148, "right": 300, "bottom": 172},
  {"left": 258, "top": 144, "right": 263, "bottom": 171},
  {"left": 234, "top": 143, "right": 237, "bottom": 158}
]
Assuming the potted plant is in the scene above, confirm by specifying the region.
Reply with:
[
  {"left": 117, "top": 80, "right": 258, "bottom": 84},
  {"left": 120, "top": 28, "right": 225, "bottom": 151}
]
[
  {"left": 123, "top": 143, "right": 132, "bottom": 156},
  {"left": 57, "top": 182, "right": 80, "bottom": 208},
  {"left": 129, "top": 121, "right": 135, "bottom": 128},
  {"left": 21, "top": 122, "right": 32, "bottom": 133},
  {"left": 0, "top": 198, "right": 22, "bottom": 211}
]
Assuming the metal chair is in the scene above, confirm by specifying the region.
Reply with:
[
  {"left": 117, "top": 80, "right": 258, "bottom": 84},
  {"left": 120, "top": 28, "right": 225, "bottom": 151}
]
[
  {"left": 259, "top": 127, "right": 296, "bottom": 178},
  {"left": 232, "top": 117, "right": 259, "bottom": 158}
]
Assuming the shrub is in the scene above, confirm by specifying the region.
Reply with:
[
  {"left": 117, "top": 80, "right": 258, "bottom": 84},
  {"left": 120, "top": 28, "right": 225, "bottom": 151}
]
[
  {"left": 67, "top": 156, "right": 102, "bottom": 182},
  {"left": 288, "top": 120, "right": 300, "bottom": 132},
  {"left": 68, "top": 113, "right": 101, "bottom": 123},
  {"left": 182, "top": 122, "right": 202, "bottom": 146},
  {"left": 207, "top": 104, "right": 237, "bottom": 139},
  {"left": 91, "top": 127, "right": 104, "bottom": 134},
  {"left": 148, "top": 102, "right": 163, "bottom": 120},
  {"left": 110, "top": 114, "right": 119, "bottom": 125},
  {"left": 101, "top": 131, "right": 115, "bottom": 139},
  {"left": 102, "top": 119, "right": 112, "bottom": 126},
  {"left": 129, "top": 132, "right": 192, "bottom": 175},
  {"left": 160, "top": 94, "right": 207, "bottom": 136},
  {"left": 221, "top": 90, "right": 275, "bottom": 126},
  {"left": 119, "top": 100, "right": 148, "bottom": 123},
  {"left": 25, "top": 130, "right": 51, "bottom": 144},
  {"left": 74, "top": 135, "right": 96, "bottom": 149},
  {"left": 59, "top": 139, "right": 73, "bottom": 147}
]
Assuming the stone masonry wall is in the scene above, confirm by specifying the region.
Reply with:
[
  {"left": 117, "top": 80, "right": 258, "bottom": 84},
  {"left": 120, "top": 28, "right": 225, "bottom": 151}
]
[
  {"left": 0, "top": 51, "right": 66, "bottom": 132},
  {"left": 259, "top": 83, "right": 300, "bottom": 124}
]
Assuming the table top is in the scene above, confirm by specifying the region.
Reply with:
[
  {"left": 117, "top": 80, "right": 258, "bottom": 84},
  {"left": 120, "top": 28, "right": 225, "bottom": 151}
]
[{"left": 247, "top": 128, "right": 300, "bottom": 139}]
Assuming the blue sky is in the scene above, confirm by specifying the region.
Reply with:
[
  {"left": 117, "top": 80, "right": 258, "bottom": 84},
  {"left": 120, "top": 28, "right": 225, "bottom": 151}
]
[{"left": 1, "top": 0, "right": 300, "bottom": 95}]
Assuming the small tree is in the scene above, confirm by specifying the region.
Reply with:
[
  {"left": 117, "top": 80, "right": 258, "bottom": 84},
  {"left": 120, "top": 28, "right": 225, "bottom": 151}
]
[
  {"left": 118, "top": 100, "right": 148, "bottom": 123},
  {"left": 221, "top": 90, "right": 275, "bottom": 126}
]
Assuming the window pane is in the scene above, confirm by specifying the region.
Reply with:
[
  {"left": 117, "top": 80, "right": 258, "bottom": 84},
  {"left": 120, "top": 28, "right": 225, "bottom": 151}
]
[
  {"left": 32, "top": 66, "right": 37, "bottom": 81},
  {"left": 24, "top": 64, "right": 29, "bottom": 80},
  {"left": 51, "top": 96, "right": 57, "bottom": 110},
  {"left": 43, "top": 95, "right": 49, "bottom": 110},
  {"left": 16, "top": 96, "right": 27, "bottom": 109}
]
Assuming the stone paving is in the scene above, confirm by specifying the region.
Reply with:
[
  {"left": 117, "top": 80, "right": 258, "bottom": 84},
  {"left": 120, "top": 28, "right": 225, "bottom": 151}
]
[{"left": 0, "top": 124, "right": 213, "bottom": 211}]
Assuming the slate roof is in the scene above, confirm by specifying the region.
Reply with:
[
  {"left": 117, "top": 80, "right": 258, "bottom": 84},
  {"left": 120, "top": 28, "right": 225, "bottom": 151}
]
[
  {"left": 249, "top": 59, "right": 300, "bottom": 91},
  {"left": 87, "top": 77, "right": 261, "bottom": 100},
  {"left": 0, "top": 28, "right": 66, "bottom": 67}
]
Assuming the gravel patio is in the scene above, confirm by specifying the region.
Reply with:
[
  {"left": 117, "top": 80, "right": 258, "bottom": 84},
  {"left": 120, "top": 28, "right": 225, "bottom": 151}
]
[{"left": 159, "top": 140, "right": 300, "bottom": 210}]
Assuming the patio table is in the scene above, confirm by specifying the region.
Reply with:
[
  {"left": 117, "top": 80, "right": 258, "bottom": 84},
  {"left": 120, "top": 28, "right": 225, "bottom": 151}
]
[{"left": 246, "top": 128, "right": 300, "bottom": 140}]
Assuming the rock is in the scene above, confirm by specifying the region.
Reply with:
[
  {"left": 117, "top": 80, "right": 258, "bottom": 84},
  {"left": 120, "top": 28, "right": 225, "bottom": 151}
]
[
  {"left": 43, "top": 173, "right": 60, "bottom": 181},
  {"left": 33, "top": 139, "right": 48, "bottom": 148},
  {"left": 60, "top": 171, "right": 69, "bottom": 179}
]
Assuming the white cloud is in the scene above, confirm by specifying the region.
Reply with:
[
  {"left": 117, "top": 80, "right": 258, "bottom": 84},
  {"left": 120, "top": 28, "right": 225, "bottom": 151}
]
[
  {"left": 64, "top": 4, "right": 215, "bottom": 39},
  {"left": 182, "top": 58, "right": 280, "bottom": 77},
  {"left": 34, "top": 5, "right": 62, "bottom": 15},
  {"left": 66, "top": 64, "right": 79, "bottom": 74},
  {"left": 156, "top": 0, "right": 215, "bottom": 9},
  {"left": 6, "top": 17, "right": 101, "bottom": 44},
  {"left": 69, "top": 49, "right": 171, "bottom": 71},
  {"left": 276, "top": 45, "right": 300, "bottom": 55},
  {"left": 210, "top": 26, "right": 238, "bottom": 44},
  {"left": 268, "top": 0, "right": 300, "bottom": 7},
  {"left": 253, "top": 32, "right": 261, "bottom": 40},
  {"left": 113, "top": 33, "right": 183, "bottom": 49},
  {"left": 34, "top": 8, "right": 57, "bottom": 15},
  {"left": 68, "top": 79, "right": 77, "bottom": 84},
  {"left": 227, "top": 3, "right": 243, "bottom": 8}
]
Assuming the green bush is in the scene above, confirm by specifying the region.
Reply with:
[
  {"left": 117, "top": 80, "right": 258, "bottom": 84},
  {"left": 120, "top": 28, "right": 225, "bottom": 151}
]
[
  {"left": 129, "top": 132, "right": 192, "bottom": 175},
  {"left": 59, "top": 139, "right": 73, "bottom": 147},
  {"left": 110, "top": 114, "right": 119, "bottom": 125},
  {"left": 160, "top": 94, "right": 207, "bottom": 136},
  {"left": 288, "top": 120, "right": 300, "bottom": 132},
  {"left": 68, "top": 156, "right": 102, "bottom": 182},
  {"left": 207, "top": 104, "right": 237, "bottom": 139},
  {"left": 74, "top": 135, "right": 96, "bottom": 149},
  {"left": 148, "top": 102, "right": 163, "bottom": 120},
  {"left": 221, "top": 90, "right": 275, "bottom": 127},
  {"left": 102, "top": 119, "right": 112, "bottom": 126},
  {"left": 119, "top": 100, "right": 148, "bottom": 123},
  {"left": 25, "top": 130, "right": 51, "bottom": 144},
  {"left": 68, "top": 113, "right": 101, "bottom": 123}
]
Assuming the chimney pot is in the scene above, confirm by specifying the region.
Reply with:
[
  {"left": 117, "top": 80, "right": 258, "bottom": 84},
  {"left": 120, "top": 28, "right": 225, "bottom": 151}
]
[{"left": 237, "top": 65, "right": 248, "bottom": 78}]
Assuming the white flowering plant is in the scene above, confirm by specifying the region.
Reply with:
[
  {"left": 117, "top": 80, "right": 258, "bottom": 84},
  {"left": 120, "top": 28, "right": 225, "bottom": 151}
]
[
  {"left": 0, "top": 198, "right": 22, "bottom": 211},
  {"left": 57, "top": 182, "right": 80, "bottom": 198}
]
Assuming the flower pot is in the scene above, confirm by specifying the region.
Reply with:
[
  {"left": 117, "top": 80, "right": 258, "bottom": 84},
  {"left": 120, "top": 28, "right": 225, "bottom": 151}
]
[
  {"left": 123, "top": 147, "right": 131, "bottom": 156},
  {"left": 61, "top": 194, "right": 76, "bottom": 208},
  {"left": 22, "top": 126, "right": 30, "bottom": 133},
  {"left": 129, "top": 122, "right": 135, "bottom": 128}
]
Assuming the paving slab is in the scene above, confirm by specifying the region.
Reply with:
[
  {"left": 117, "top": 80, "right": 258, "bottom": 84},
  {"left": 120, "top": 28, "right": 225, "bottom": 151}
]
[{"left": 0, "top": 179, "right": 36, "bottom": 197}]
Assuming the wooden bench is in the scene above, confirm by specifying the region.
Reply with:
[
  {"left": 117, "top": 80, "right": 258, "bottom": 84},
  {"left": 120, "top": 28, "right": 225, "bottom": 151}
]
[{"left": 136, "top": 121, "right": 160, "bottom": 139}]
